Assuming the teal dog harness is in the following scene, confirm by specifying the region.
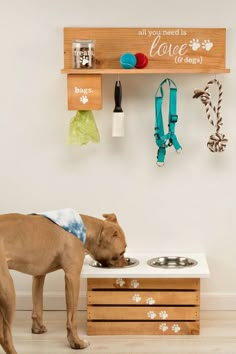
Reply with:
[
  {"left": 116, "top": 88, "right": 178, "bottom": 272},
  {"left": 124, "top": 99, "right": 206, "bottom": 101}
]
[
  {"left": 154, "top": 78, "right": 182, "bottom": 166},
  {"left": 35, "top": 208, "right": 86, "bottom": 243}
]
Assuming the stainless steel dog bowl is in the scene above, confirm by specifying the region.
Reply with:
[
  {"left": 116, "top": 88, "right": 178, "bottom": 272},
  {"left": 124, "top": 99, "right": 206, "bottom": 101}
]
[
  {"left": 89, "top": 257, "right": 139, "bottom": 268},
  {"left": 147, "top": 256, "right": 198, "bottom": 269}
]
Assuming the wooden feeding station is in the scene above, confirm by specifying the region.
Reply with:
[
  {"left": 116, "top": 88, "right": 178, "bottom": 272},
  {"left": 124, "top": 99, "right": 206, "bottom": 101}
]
[
  {"left": 61, "top": 27, "right": 230, "bottom": 111},
  {"left": 81, "top": 253, "right": 210, "bottom": 336}
]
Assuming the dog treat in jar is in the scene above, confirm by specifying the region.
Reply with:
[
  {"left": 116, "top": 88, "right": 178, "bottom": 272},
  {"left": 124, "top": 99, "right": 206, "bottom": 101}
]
[{"left": 72, "top": 40, "right": 95, "bottom": 69}]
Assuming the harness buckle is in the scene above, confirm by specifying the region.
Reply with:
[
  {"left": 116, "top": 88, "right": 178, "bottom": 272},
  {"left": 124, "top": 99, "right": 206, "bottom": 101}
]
[{"left": 170, "top": 114, "right": 178, "bottom": 123}]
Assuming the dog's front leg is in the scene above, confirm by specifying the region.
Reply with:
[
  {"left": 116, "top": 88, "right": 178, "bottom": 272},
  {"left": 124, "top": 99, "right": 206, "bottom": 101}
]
[
  {"left": 64, "top": 271, "right": 88, "bottom": 349},
  {"left": 31, "top": 275, "right": 47, "bottom": 334}
]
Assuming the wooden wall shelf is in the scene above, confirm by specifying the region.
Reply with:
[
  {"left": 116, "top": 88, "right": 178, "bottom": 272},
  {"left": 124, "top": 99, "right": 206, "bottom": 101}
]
[
  {"left": 62, "top": 27, "right": 230, "bottom": 110},
  {"left": 62, "top": 68, "right": 230, "bottom": 75}
]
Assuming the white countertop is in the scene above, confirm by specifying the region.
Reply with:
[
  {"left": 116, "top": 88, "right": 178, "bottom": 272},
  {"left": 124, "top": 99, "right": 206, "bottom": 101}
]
[{"left": 81, "top": 253, "right": 210, "bottom": 278}]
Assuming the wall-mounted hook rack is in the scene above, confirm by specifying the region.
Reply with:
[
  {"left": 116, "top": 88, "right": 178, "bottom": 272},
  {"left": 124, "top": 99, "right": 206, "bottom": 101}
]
[{"left": 61, "top": 27, "right": 230, "bottom": 110}]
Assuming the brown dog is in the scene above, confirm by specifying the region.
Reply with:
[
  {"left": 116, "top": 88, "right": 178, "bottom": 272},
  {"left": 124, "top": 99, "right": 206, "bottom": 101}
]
[{"left": 0, "top": 212, "right": 127, "bottom": 354}]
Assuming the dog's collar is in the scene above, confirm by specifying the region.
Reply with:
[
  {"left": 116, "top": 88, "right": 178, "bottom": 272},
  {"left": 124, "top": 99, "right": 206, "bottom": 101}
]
[{"left": 35, "top": 208, "right": 86, "bottom": 243}]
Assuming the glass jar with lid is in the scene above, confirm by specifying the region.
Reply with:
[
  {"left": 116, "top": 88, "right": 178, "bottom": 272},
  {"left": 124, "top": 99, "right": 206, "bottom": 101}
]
[{"left": 72, "top": 39, "right": 95, "bottom": 69}]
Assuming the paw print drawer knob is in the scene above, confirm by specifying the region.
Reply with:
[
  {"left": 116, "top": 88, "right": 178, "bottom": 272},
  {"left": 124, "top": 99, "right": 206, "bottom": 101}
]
[{"left": 67, "top": 74, "right": 102, "bottom": 110}]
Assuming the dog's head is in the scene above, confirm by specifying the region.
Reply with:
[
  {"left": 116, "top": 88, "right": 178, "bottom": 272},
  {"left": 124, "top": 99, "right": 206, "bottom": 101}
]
[{"left": 86, "top": 213, "right": 127, "bottom": 268}]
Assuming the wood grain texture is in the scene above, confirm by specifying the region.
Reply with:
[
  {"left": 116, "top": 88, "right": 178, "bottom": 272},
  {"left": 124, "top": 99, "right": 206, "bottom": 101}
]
[
  {"left": 62, "top": 68, "right": 230, "bottom": 74},
  {"left": 63, "top": 28, "right": 229, "bottom": 73},
  {"left": 87, "top": 290, "right": 199, "bottom": 305},
  {"left": 87, "top": 277, "right": 200, "bottom": 335},
  {"left": 67, "top": 74, "right": 102, "bottom": 110},
  {"left": 87, "top": 278, "right": 200, "bottom": 290},
  {"left": 87, "top": 306, "right": 199, "bottom": 321},
  {"left": 87, "top": 321, "right": 200, "bottom": 335}
]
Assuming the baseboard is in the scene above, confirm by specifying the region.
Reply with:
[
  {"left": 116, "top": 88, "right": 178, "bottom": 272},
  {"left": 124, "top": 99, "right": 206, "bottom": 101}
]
[{"left": 16, "top": 291, "right": 236, "bottom": 311}]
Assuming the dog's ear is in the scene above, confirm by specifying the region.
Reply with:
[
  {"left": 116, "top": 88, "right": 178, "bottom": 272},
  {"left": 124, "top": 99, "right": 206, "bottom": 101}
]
[
  {"left": 102, "top": 213, "right": 117, "bottom": 223},
  {"left": 98, "top": 227, "right": 118, "bottom": 246}
]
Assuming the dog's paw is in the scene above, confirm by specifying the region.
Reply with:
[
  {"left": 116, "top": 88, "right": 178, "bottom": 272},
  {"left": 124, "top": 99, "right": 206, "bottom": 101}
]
[
  {"left": 74, "top": 339, "right": 89, "bottom": 349},
  {"left": 81, "top": 339, "right": 89, "bottom": 348},
  {"left": 68, "top": 337, "right": 89, "bottom": 349},
  {"left": 31, "top": 324, "right": 47, "bottom": 334}
]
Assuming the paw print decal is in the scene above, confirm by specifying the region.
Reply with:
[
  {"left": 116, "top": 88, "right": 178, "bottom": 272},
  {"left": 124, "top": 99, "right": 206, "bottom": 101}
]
[
  {"left": 159, "top": 310, "right": 168, "bottom": 320},
  {"left": 202, "top": 39, "right": 213, "bottom": 51},
  {"left": 80, "top": 55, "right": 89, "bottom": 66},
  {"left": 189, "top": 38, "right": 200, "bottom": 51},
  {"left": 146, "top": 297, "right": 156, "bottom": 305},
  {"left": 80, "top": 95, "right": 88, "bottom": 104},
  {"left": 132, "top": 294, "right": 142, "bottom": 303},
  {"left": 147, "top": 311, "right": 157, "bottom": 320},
  {"left": 130, "top": 279, "right": 139, "bottom": 288},
  {"left": 115, "top": 278, "right": 126, "bottom": 287},
  {"left": 172, "top": 323, "right": 181, "bottom": 333},
  {"left": 159, "top": 323, "right": 168, "bottom": 332}
]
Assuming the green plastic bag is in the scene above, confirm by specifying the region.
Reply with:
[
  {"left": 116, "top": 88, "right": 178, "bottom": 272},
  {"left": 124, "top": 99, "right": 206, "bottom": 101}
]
[{"left": 68, "top": 110, "right": 100, "bottom": 145}]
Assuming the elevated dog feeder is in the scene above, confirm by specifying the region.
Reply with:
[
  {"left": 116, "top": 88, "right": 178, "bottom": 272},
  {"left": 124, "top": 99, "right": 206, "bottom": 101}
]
[{"left": 81, "top": 253, "right": 209, "bottom": 336}]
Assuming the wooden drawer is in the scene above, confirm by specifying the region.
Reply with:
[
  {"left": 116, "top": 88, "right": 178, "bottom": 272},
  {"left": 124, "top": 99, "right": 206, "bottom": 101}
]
[
  {"left": 87, "top": 306, "right": 199, "bottom": 321},
  {"left": 87, "top": 290, "right": 199, "bottom": 305},
  {"left": 87, "top": 277, "right": 200, "bottom": 335},
  {"left": 87, "top": 321, "right": 200, "bottom": 335},
  {"left": 87, "top": 278, "right": 200, "bottom": 290}
]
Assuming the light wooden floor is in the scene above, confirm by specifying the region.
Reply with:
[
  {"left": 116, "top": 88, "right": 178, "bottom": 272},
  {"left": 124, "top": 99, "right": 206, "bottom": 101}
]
[{"left": 4, "top": 311, "right": 236, "bottom": 354}]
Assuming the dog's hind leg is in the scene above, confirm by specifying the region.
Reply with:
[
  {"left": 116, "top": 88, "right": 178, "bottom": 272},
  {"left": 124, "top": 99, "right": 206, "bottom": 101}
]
[
  {"left": 0, "top": 244, "right": 17, "bottom": 354},
  {"left": 31, "top": 275, "right": 47, "bottom": 334}
]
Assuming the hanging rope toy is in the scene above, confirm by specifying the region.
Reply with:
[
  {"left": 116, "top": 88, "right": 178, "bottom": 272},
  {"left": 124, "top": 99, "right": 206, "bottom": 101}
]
[
  {"left": 154, "top": 78, "right": 182, "bottom": 167},
  {"left": 193, "top": 79, "right": 228, "bottom": 152}
]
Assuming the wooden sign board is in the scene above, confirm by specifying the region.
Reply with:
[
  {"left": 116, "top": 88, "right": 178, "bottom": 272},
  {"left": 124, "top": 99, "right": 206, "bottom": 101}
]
[
  {"left": 67, "top": 74, "right": 102, "bottom": 110},
  {"left": 63, "top": 27, "right": 228, "bottom": 72}
]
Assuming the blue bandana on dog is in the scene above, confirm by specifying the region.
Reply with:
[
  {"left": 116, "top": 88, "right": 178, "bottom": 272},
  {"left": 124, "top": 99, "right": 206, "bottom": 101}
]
[{"left": 36, "top": 208, "right": 86, "bottom": 243}]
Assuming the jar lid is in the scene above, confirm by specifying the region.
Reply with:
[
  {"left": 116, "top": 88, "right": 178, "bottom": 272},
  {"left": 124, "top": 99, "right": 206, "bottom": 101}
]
[{"left": 73, "top": 39, "right": 95, "bottom": 47}]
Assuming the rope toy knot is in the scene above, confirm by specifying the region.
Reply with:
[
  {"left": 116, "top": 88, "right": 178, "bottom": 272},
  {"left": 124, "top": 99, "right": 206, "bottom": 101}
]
[
  {"left": 207, "top": 133, "right": 228, "bottom": 152},
  {"left": 200, "top": 92, "right": 211, "bottom": 105},
  {"left": 193, "top": 90, "right": 211, "bottom": 105},
  {"left": 193, "top": 79, "right": 228, "bottom": 152}
]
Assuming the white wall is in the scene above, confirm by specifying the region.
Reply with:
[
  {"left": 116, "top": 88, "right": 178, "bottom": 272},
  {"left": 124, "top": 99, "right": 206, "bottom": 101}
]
[{"left": 0, "top": 0, "right": 236, "bottom": 310}]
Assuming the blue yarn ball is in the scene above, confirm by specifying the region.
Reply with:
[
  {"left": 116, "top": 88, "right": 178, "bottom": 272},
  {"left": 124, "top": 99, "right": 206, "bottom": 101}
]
[{"left": 120, "top": 52, "right": 137, "bottom": 69}]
